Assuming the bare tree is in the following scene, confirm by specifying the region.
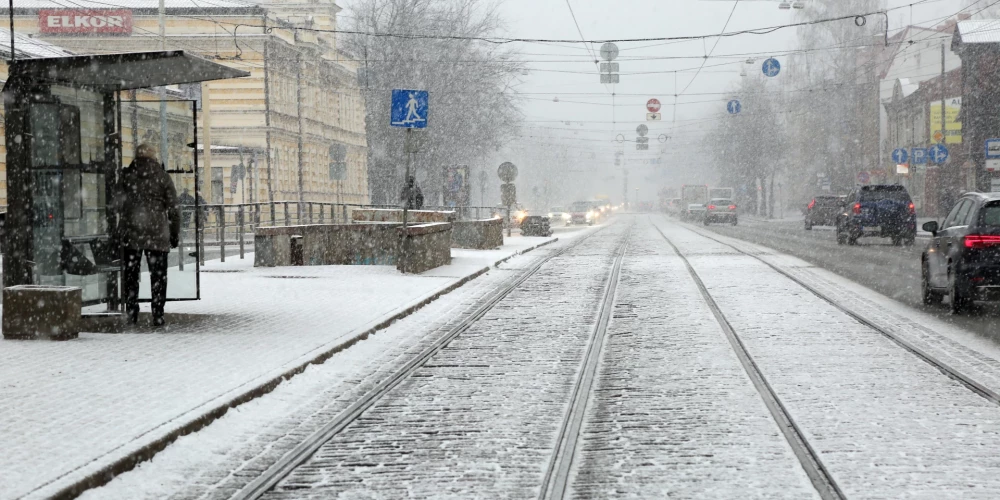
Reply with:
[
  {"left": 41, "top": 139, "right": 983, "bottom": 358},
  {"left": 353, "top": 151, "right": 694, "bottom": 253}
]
[{"left": 343, "top": 0, "right": 524, "bottom": 205}]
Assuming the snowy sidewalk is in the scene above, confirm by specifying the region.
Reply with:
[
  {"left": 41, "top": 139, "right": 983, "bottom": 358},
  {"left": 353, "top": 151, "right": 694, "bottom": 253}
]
[{"left": 0, "top": 234, "right": 560, "bottom": 500}]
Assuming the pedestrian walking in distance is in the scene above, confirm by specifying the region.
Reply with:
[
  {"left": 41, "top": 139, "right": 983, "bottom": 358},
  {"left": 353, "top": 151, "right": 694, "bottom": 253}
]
[
  {"left": 401, "top": 175, "right": 424, "bottom": 210},
  {"left": 121, "top": 143, "right": 180, "bottom": 326}
]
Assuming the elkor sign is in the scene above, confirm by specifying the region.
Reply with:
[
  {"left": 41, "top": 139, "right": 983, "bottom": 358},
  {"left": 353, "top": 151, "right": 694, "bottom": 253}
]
[{"left": 40, "top": 10, "right": 132, "bottom": 34}]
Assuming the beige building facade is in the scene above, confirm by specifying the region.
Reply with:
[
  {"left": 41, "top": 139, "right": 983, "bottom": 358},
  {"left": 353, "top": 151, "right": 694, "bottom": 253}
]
[{"left": 5, "top": 0, "right": 369, "bottom": 207}]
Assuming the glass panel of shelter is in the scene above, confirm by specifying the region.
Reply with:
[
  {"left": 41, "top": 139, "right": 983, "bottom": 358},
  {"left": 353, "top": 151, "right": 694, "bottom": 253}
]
[
  {"left": 30, "top": 86, "right": 112, "bottom": 306},
  {"left": 120, "top": 96, "right": 200, "bottom": 302}
]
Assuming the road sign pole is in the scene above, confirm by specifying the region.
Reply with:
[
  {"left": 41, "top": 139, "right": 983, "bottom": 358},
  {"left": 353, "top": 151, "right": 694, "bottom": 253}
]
[{"left": 402, "top": 128, "right": 411, "bottom": 228}]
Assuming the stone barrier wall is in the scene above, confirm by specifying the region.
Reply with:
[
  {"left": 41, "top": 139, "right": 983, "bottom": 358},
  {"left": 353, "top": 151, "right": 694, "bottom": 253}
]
[
  {"left": 255, "top": 223, "right": 402, "bottom": 267},
  {"left": 452, "top": 217, "right": 504, "bottom": 249},
  {"left": 398, "top": 222, "right": 453, "bottom": 274},
  {"left": 255, "top": 222, "right": 453, "bottom": 274}
]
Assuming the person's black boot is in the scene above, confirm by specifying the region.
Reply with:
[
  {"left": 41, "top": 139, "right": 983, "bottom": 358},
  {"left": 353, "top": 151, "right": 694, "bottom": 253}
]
[
  {"left": 127, "top": 309, "right": 139, "bottom": 324},
  {"left": 152, "top": 316, "right": 166, "bottom": 327}
]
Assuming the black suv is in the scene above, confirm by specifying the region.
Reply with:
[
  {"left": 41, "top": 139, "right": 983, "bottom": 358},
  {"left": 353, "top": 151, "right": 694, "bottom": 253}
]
[
  {"left": 921, "top": 192, "right": 1000, "bottom": 313},
  {"left": 836, "top": 185, "right": 916, "bottom": 246},
  {"left": 805, "top": 195, "right": 845, "bottom": 230}
]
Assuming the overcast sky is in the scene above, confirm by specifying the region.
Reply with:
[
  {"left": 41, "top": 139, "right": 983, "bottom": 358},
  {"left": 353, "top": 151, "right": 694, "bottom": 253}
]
[{"left": 340, "top": 0, "right": 969, "bottom": 204}]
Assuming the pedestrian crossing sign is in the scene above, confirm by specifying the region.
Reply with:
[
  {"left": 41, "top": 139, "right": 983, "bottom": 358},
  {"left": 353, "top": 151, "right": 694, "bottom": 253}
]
[{"left": 391, "top": 89, "right": 429, "bottom": 128}]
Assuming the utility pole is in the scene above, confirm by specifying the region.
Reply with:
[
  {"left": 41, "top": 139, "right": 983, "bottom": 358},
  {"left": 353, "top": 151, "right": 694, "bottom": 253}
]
[
  {"left": 939, "top": 42, "right": 949, "bottom": 216},
  {"left": 158, "top": 0, "right": 168, "bottom": 169}
]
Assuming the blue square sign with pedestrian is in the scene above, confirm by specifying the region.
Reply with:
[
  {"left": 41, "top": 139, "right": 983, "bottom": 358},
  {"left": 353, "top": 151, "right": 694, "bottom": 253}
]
[{"left": 391, "top": 89, "right": 429, "bottom": 128}]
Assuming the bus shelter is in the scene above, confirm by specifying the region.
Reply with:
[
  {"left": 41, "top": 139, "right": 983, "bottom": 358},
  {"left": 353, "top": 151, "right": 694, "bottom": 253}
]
[{"left": 2, "top": 51, "right": 248, "bottom": 310}]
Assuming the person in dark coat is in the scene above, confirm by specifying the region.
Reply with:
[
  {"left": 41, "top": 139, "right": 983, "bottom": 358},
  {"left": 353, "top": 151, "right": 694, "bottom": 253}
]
[
  {"left": 400, "top": 176, "right": 424, "bottom": 210},
  {"left": 121, "top": 143, "right": 180, "bottom": 326},
  {"left": 178, "top": 188, "right": 195, "bottom": 229}
]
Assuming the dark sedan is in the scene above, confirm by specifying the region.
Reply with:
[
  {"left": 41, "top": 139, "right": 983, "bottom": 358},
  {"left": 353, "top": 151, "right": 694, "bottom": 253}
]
[
  {"left": 921, "top": 192, "right": 1000, "bottom": 313},
  {"left": 804, "top": 195, "right": 845, "bottom": 230}
]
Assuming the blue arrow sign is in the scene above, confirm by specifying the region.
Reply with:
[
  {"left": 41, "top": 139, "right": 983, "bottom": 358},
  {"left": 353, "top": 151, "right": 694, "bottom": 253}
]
[
  {"left": 911, "top": 147, "right": 928, "bottom": 165},
  {"left": 928, "top": 143, "right": 949, "bottom": 164},
  {"left": 891, "top": 148, "right": 908, "bottom": 164},
  {"left": 762, "top": 58, "right": 781, "bottom": 77},
  {"left": 390, "top": 89, "right": 429, "bottom": 128},
  {"left": 727, "top": 100, "right": 741, "bottom": 114}
]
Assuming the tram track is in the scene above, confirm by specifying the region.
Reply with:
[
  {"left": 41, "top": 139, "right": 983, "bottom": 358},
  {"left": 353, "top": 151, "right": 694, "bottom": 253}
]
[
  {"left": 652, "top": 221, "right": 846, "bottom": 500},
  {"left": 681, "top": 219, "right": 1000, "bottom": 407},
  {"left": 538, "top": 225, "right": 630, "bottom": 500},
  {"left": 231, "top": 223, "right": 618, "bottom": 500}
]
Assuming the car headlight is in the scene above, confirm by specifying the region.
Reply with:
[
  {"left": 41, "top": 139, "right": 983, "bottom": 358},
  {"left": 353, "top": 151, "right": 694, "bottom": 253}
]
[
  {"left": 586, "top": 211, "right": 594, "bottom": 219},
  {"left": 548, "top": 213, "right": 553, "bottom": 218},
  {"left": 563, "top": 213, "right": 570, "bottom": 219}
]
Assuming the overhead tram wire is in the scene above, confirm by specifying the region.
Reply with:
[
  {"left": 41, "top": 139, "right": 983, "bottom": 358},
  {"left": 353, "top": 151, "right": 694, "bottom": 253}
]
[
  {"left": 678, "top": 0, "right": 739, "bottom": 98},
  {"left": 65, "top": 0, "right": 943, "bottom": 47}
]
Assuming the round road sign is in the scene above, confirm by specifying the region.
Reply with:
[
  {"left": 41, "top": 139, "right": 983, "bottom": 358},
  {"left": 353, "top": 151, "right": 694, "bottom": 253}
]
[
  {"left": 636, "top": 124, "right": 649, "bottom": 137},
  {"left": 857, "top": 171, "right": 870, "bottom": 184},
  {"left": 646, "top": 98, "right": 661, "bottom": 113},
  {"left": 600, "top": 42, "right": 619, "bottom": 61},
  {"left": 498, "top": 162, "right": 518, "bottom": 183}
]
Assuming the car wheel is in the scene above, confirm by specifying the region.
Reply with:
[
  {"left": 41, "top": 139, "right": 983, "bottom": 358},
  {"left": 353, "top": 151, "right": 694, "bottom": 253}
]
[
  {"left": 847, "top": 233, "right": 858, "bottom": 246},
  {"left": 903, "top": 235, "right": 916, "bottom": 246},
  {"left": 922, "top": 262, "right": 942, "bottom": 306},
  {"left": 804, "top": 220, "right": 812, "bottom": 230},
  {"left": 836, "top": 227, "right": 846, "bottom": 245},
  {"left": 949, "top": 270, "right": 970, "bottom": 314},
  {"left": 731, "top": 218, "right": 738, "bottom": 226},
  {"left": 892, "top": 236, "right": 902, "bottom": 246},
  {"left": 703, "top": 218, "right": 710, "bottom": 226}
]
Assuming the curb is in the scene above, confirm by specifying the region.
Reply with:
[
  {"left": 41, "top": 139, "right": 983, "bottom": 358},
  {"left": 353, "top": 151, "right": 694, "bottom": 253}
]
[{"left": 42, "top": 238, "right": 560, "bottom": 500}]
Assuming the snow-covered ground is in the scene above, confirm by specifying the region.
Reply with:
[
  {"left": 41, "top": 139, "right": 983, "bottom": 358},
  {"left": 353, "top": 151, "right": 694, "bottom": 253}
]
[{"left": 0, "top": 233, "right": 562, "bottom": 500}]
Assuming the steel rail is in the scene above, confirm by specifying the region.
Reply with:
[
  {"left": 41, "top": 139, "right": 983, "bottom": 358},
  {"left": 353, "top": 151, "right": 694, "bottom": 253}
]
[
  {"left": 684, "top": 220, "right": 1000, "bottom": 407},
  {"left": 232, "top": 223, "right": 615, "bottom": 500},
  {"left": 539, "top": 224, "right": 631, "bottom": 500},
  {"left": 652, "top": 221, "right": 847, "bottom": 500}
]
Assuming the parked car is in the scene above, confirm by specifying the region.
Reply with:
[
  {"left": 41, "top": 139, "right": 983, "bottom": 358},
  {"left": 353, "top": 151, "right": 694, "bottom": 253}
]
[
  {"left": 704, "top": 198, "right": 738, "bottom": 225},
  {"left": 836, "top": 185, "right": 916, "bottom": 246},
  {"left": 569, "top": 201, "right": 597, "bottom": 226},
  {"left": 921, "top": 192, "right": 1000, "bottom": 313},
  {"left": 685, "top": 203, "right": 707, "bottom": 221},
  {"left": 805, "top": 195, "right": 845, "bottom": 230},
  {"left": 548, "top": 206, "right": 571, "bottom": 225}
]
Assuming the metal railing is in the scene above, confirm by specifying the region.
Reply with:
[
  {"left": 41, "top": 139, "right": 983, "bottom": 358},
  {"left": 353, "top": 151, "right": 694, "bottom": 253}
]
[{"left": 190, "top": 202, "right": 500, "bottom": 263}]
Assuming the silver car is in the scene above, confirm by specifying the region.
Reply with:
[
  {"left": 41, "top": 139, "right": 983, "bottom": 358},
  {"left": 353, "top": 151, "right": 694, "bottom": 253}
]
[{"left": 704, "top": 198, "right": 738, "bottom": 225}]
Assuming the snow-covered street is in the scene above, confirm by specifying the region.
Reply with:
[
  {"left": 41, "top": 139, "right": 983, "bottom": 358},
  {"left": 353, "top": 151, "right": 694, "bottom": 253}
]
[{"left": 60, "top": 215, "right": 1000, "bottom": 499}]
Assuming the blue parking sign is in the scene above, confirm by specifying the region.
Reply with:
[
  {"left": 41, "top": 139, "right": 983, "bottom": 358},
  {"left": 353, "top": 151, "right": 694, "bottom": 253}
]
[
  {"left": 911, "top": 148, "right": 927, "bottom": 165},
  {"left": 391, "top": 89, "right": 429, "bottom": 128}
]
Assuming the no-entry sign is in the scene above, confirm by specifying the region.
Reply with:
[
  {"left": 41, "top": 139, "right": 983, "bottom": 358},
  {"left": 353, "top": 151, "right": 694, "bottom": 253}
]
[{"left": 646, "top": 99, "right": 661, "bottom": 113}]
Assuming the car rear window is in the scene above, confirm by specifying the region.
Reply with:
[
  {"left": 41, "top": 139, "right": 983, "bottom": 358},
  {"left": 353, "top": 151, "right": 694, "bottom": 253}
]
[
  {"left": 815, "top": 197, "right": 842, "bottom": 206},
  {"left": 711, "top": 199, "right": 732, "bottom": 205},
  {"left": 859, "top": 188, "right": 911, "bottom": 202},
  {"left": 982, "top": 204, "right": 1000, "bottom": 226},
  {"left": 571, "top": 202, "right": 591, "bottom": 211}
]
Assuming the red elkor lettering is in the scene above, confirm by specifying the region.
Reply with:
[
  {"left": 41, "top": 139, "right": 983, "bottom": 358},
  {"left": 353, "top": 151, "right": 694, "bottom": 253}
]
[{"left": 39, "top": 9, "right": 133, "bottom": 34}]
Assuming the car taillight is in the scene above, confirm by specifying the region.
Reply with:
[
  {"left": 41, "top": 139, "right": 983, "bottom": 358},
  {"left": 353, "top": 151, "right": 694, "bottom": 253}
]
[
  {"left": 852, "top": 202, "right": 861, "bottom": 215},
  {"left": 808, "top": 199, "right": 816, "bottom": 210},
  {"left": 728, "top": 205, "right": 737, "bottom": 210},
  {"left": 708, "top": 205, "right": 716, "bottom": 210},
  {"left": 908, "top": 202, "right": 915, "bottom": 215},
  {"left": 964, "top": 235, "right": 1000, "bottom": 249}
]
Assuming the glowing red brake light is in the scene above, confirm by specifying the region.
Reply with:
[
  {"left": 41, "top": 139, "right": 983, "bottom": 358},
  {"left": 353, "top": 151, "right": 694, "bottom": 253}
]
[
  {"left": 708, "top": 205, "right": 716, "bottom": 210},
  {"left": 807, "top": 199, "right": 816, "bottom": 210},
  {"left": 852, "top": 202, "right": 861, "bottom": 215},
  {"left": 728, "top": 204, "right": 737, "bottom": 210},
  {"left": 908, "top": 202, "right": 915, "bottom": 215},
  {"left": 964, "top": 235, "right": 1000, "bottom": 249}
]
